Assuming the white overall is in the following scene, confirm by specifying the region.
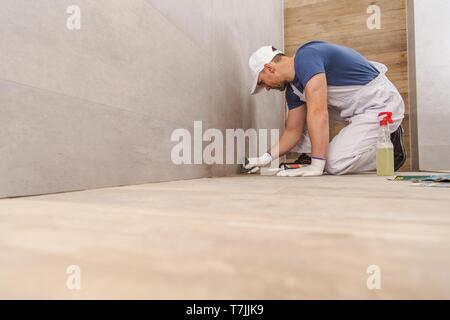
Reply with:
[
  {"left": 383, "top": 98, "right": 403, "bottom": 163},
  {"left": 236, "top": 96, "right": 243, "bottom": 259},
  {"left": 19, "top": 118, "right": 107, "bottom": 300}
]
[{"left": 289, "top": 62, "right": 405, "bottom": 175}]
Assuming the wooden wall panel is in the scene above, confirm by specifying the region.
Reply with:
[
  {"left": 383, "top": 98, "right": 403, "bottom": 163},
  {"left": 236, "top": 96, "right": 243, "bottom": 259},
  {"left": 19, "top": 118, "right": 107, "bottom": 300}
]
[{"left": 284, "top": 0, "right": 411, "bottom": 171}]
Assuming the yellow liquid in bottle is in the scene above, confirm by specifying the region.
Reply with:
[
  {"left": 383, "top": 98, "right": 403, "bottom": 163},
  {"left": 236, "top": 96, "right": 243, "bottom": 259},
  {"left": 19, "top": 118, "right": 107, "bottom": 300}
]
[{"left": 376, "top": 147, "right": 394, "bottom": 176}]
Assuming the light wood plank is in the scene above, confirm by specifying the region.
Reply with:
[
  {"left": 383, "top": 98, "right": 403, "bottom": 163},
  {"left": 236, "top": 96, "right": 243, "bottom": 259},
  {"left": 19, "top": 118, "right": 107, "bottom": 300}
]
[{"left": 284, "top": 0, "right": 410, "bottom": 170}]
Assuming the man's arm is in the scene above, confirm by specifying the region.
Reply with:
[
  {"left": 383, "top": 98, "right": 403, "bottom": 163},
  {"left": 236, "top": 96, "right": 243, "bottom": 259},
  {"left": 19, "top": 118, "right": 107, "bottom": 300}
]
[
  {"left": 243, "top": 105, "right": 306, "bottom": 171},
  {"left": 304, "top": 73, "right": 329, "bottom": 159},
  {"left": 269, "top": 105, "right": 306, "bottom": 159},
  {"left": 276, "top": 74, "right": 328, "bottom": 177}
]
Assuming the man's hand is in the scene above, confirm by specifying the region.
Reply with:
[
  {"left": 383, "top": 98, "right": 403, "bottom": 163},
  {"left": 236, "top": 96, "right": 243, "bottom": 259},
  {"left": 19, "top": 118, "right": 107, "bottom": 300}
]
[
  {"left": 244, "top": 153, "right": 273, "bottom": 173},
  {"left": 277, "top": 158, "right": 326, "bottom": 177}
]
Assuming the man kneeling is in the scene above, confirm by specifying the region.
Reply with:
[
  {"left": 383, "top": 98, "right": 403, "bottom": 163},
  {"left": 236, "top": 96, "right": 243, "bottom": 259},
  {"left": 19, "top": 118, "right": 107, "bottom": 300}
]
[{"left": 246, "top": 41, "right": 406, "bottom": 176}]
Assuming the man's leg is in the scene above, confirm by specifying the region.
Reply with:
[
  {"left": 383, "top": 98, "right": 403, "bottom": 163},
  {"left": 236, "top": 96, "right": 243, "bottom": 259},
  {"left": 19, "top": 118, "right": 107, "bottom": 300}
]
[
  {"left": 325, "top": 113, "right": 402, "bottom": 175},
  {"left": 325, "top": 72, "right": 405, "bottom": 175},
  {"left": 292, "top": 107, "right": 347, "bottom": 155}
]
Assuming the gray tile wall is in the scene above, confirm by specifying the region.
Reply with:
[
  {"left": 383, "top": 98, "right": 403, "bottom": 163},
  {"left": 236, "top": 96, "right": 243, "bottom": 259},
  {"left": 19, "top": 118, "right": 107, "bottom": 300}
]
[
  {"left": 0, "top": 0, "right": 284, "bottom": 198},
  {"left": 411, "top": 0, "right": 450, "bottom": 172}
]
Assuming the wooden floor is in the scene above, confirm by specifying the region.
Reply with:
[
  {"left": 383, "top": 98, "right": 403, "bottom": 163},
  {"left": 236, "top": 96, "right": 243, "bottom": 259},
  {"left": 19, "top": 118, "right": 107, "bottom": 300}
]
[{"left": 1, "top": 173, "right": 449, "bottom": 299}]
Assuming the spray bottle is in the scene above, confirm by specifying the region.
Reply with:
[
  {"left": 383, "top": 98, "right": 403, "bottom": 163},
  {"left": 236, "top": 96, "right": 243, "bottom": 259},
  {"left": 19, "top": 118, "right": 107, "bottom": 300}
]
[{"left": 376, "top": 112, "right": 395, "bottom": 176}]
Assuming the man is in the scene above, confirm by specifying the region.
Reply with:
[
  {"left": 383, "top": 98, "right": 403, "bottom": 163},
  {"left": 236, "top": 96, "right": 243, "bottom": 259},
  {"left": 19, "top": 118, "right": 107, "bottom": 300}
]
[{"left": 245, "top": 41, "right": 406, "bottom": 176}]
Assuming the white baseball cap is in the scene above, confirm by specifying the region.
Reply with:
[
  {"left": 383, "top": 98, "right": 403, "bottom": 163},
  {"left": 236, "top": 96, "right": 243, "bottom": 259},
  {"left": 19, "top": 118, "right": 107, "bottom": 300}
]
[{"left": 249, "top": 46, "right": 284, "bottom": 95}]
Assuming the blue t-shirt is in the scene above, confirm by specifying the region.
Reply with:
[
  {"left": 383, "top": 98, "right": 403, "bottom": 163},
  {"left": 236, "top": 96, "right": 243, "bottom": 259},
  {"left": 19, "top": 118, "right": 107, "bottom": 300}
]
[{"left": 286, "top": 41, "right": 380, "bottom": 110}]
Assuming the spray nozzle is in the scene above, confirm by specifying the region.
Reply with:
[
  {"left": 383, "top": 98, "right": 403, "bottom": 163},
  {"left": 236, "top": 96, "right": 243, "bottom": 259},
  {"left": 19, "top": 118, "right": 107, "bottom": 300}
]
[{"left": 378, "top": 112, "right": 393, "bottom": 126}]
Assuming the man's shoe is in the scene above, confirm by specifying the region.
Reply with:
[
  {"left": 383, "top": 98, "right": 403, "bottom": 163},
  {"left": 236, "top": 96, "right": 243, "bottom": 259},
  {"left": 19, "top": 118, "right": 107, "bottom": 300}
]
[
  {"left": 391, "top": 125, "right": 406, "bottom": 171},
  {"left": 279, "top": 153, "right": 312, "bottom": 169},
  {"left": 294, "top": 153, "right": 312, "bottom": 165}
]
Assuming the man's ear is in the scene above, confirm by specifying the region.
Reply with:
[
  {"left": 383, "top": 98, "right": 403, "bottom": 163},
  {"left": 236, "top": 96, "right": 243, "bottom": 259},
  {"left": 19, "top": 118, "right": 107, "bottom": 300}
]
[{"left": 264, "top": 63, "right": 275, "bottom": 74}]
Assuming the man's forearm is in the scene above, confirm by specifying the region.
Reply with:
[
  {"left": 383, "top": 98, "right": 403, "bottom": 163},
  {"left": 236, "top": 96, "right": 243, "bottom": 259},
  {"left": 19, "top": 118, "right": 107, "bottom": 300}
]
[
  {"left": 269, "top": 128, "right": 302, "bottom": 159},
  {"left": 307, "top": 109, "right": 329, "bottom": 159},
  {"left": 267, "top": 105, "right": 306, "bottom": 160}
]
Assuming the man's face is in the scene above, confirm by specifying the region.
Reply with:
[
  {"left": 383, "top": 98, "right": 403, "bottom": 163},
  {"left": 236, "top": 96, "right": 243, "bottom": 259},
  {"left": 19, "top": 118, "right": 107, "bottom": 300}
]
[{"left": 257, "top": 63, "right": 288, "bottom": 92}]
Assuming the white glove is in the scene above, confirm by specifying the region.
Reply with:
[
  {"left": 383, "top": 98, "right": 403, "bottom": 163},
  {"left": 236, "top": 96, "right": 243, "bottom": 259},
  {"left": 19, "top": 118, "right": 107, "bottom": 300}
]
[
  {"left": 244, "top": 153, "right": 273, "bottom": 173},
  {"left": 277, "top": 158, "right": 326, "bottom": 177}
]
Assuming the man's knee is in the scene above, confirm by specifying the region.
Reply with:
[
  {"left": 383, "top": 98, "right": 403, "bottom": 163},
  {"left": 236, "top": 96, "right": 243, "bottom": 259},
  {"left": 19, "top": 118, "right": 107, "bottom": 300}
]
[
  {"left": 325, "top": 144, "right": 349, "bottom": 175},
  {"left": 325, "top": 158, "right": 345, "bottom": 175},
  {"left": 326, "top": 148, "right": 376, "bottom": 175}
]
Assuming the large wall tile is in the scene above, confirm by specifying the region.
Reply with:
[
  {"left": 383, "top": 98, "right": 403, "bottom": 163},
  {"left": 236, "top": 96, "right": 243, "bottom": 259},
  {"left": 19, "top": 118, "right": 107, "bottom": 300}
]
[
  {"left": 1, "top": 0, "right": 283, "bottom": 197},
  {"left": 0, "top": 80, "right": 210, "bottom": 198}
]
